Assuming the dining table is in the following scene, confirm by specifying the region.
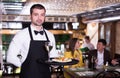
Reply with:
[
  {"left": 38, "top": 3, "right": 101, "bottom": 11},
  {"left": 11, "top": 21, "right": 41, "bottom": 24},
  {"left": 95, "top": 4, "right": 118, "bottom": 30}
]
[
  {"left": 46, "top": 58, "right": 79, "bottom": 78},
  {"left": 64, "top": 65, "right": 120, "bottom": 78}
]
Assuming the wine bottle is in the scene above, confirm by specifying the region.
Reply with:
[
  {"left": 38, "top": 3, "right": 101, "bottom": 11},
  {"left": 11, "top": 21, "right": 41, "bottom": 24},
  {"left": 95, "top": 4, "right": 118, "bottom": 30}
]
[
  {"left": 91, "top": 56, "right": 95, "bottom": 70},
  {"left": 85, "top": 59, "right": 88, "bottom": 68}
]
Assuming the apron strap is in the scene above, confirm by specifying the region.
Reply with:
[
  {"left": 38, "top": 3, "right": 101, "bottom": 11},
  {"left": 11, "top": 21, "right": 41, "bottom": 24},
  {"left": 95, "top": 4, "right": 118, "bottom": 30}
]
[
  {"left": 43, "top": 29, "right": 50, "bottom": 42},
  {"left": 28, "top": 26, "right": 33, "bottom": 40}
]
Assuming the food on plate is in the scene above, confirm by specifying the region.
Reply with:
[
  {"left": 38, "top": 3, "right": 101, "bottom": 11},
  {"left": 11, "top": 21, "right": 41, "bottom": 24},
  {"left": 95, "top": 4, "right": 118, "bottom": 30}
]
[{"left": 52, "top": 57, "right": 72, "bottom": 62}]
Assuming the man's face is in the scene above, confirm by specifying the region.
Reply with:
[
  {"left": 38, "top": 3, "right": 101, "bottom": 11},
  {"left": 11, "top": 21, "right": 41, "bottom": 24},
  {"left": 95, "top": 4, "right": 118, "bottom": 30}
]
[
  {"left": 31, "top": 8, "right": 45, "bottom": 26},
  {"left": 97, "top": 42, "right": 105, "bottom": 52},
  {"left": 85, "top": 39, "right": 89, "bottom": 43}
]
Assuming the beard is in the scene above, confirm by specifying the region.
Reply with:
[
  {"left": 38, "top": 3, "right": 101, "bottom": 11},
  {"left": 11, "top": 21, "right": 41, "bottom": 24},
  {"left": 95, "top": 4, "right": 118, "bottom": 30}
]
[
  {"left": 31, "top": 16, "right": 45, "bottom": 26},
  {"left": 32, "top": 20, "right": 44, "bottom": 27},
  {"left": 34, "top": 22, "right": 43, "bottom": 26}
]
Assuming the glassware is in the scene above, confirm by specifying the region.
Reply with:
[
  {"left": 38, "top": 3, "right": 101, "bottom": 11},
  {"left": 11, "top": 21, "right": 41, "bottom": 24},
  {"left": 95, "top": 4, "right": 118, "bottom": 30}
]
[
  {"left": 45, "top": 42, "right": 53, "bottom": 62},
  {"left": 103, "top": 61, "right": 109, "bottom": 71},
  {"left": 0, "top": 70, "right": 2, "bottom": 78},
  {"left": 91, "top": 56, "right": 96, "bottom": 70},
  {"left": 85, "top": 59, "right": 88, "bottom": 68}
]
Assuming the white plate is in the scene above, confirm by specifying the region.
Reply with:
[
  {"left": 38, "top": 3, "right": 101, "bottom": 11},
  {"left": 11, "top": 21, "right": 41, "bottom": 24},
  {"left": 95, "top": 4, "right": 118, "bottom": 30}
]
[{"left": 52, "top": 58, "right": 72, "bottom": 62}]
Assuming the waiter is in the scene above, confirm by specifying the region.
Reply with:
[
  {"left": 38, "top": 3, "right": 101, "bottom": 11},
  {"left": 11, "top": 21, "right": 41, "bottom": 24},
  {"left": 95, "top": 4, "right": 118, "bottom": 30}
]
[{"left": 7, "top": 4, "right": 58, "bottom": 78}]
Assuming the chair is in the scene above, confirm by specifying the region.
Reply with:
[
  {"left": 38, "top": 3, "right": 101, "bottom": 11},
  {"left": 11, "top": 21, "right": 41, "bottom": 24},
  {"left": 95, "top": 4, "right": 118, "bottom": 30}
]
[{"left": 95, "top": 70, "right": 120, "bottom": 78}]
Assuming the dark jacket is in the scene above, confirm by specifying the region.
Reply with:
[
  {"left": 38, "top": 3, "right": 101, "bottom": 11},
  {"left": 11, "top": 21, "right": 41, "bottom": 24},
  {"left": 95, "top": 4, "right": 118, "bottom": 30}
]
[{"left": 88, "top": 49, "right": 112, "bottom": 68}]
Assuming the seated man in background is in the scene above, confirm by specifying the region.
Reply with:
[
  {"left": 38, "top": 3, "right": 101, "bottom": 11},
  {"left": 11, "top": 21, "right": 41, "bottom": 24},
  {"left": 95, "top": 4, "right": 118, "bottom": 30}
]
[
  {"left": 82, "top": 36, "right": 95, "bottom": 50},
  {"left": 88, "top": 39, "right": 112, "bottom": 69}
]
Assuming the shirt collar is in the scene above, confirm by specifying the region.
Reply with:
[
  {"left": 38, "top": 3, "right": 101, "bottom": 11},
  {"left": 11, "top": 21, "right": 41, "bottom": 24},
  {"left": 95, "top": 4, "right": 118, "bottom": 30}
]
[
  {"left": 30, "top": 24, "right": 43, "bottom": 31},
  {"left": 98, "top": 50, "right": 104, "bottom": 54}
]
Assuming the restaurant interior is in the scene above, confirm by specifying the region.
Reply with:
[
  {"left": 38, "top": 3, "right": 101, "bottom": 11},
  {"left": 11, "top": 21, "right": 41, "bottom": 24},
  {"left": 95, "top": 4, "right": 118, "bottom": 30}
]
[{"left": 1, "top": 0, "right": 120, "bottom": 78}]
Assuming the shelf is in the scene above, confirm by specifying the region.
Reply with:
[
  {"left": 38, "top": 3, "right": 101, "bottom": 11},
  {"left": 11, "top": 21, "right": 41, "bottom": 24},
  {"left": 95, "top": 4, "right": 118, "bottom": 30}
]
[
  {"left": 1, "top": 29, "right": 76, "bottom": 35},
  {"left": 0, "top": 29, "right": 20, "bottom": 34}
]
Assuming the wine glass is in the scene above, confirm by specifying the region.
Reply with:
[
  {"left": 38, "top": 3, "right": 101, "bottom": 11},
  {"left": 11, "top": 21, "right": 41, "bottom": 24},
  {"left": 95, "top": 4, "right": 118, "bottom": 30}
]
[
  {"left": 0, "top": 70, "right": 2, "bottom": 78},
  {"left": 45, "top": 42, "right": 53, "bottom": 62}
]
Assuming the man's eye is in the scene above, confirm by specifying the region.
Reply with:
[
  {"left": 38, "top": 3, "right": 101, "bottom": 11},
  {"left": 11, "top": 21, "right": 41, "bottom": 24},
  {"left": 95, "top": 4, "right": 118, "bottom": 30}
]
[
  {"left": 33, "top": 13, "right": 38, "bottom": 16},
  {"left": 41, "top": 14, "right": 45, "bottom": 16}
]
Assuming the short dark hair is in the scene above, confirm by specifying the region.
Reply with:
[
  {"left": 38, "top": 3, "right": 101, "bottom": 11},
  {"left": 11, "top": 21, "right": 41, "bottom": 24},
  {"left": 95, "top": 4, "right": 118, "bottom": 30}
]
[
  {"left": 85, "top": 36, "right": 90, "bottom": 40},
  {"left": 98, "top": 39, "right": 107, "bottom": 45},
  {"left": 30, "top": 4, "right": 46, "bottom": 15}
]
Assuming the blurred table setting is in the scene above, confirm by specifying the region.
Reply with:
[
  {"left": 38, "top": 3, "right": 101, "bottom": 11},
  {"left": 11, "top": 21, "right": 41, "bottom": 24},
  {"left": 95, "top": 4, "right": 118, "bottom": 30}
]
[{"left": 64, "top": 65, "right": 120, "bottom": 78}]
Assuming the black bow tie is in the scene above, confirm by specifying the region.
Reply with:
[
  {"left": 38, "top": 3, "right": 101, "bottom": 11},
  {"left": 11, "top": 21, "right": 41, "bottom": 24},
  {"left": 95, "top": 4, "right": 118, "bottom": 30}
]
[{"left": 34, "top": 30, "right": 44, "bottom": 35}]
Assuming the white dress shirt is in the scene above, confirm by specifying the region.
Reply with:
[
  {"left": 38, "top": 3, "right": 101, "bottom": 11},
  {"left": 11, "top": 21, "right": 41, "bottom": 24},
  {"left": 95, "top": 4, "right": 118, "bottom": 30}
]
[
  {"left": 7, "top": 25, "right": 58, "bottom": 67},
  {"left": 96, "top": 51, "right": 104, "bottom": 68},
  {"left": 82, "top": 42, "right": 95, "bottom": 50}
]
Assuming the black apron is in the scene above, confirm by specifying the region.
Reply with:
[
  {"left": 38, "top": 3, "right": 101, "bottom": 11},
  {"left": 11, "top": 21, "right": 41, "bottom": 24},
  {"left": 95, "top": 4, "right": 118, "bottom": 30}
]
[{"left": 20, "top": 26, "right": 51, "bottom": 78}]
